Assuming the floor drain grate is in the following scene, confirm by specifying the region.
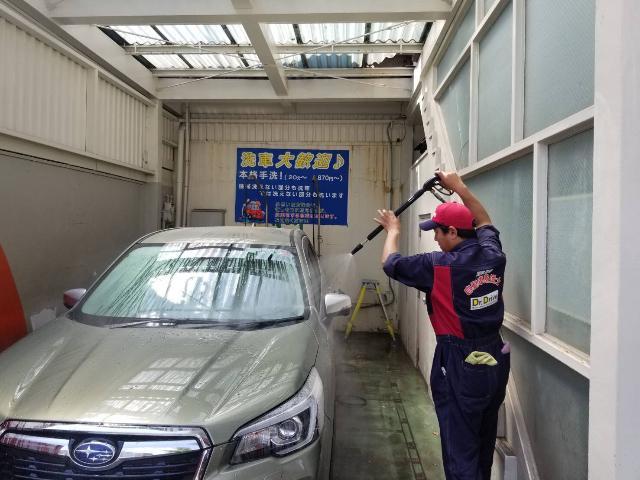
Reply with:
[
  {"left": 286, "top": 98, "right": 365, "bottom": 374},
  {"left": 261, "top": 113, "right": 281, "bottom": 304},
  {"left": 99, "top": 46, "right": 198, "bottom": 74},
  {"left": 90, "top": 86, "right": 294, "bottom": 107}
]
[{"left": 391, "top": 381, "right": 428, "bottom": 480}]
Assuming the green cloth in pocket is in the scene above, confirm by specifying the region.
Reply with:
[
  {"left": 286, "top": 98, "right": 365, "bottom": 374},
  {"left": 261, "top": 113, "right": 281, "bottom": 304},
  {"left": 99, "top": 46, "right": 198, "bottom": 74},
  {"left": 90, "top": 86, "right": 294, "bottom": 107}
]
[{"left": 464, "top": 351, "right": 498, "bottom": 366}]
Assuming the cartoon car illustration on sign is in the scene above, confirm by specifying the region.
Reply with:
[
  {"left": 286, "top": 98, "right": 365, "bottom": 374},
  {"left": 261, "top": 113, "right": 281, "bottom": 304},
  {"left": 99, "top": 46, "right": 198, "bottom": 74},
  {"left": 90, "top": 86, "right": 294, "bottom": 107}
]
[{"left": 242, "top": 199, "right": 265, "bottom": 221}]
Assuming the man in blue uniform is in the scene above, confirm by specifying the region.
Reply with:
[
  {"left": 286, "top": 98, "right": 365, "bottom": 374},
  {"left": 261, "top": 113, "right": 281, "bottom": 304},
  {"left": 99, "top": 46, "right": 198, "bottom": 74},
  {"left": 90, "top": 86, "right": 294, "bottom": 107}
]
[{"left": 375, "top": 171, "right": 510, "bottom": 480}]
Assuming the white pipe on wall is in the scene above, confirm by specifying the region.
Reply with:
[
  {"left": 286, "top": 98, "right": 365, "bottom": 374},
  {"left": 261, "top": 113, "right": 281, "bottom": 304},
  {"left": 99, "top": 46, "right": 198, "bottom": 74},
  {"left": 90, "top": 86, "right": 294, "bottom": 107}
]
[
  {"left": 182, "top": 104, "right": 191, "bottom": 226},
  {"left": 175, "top": 123, "right": 185, "bottom": 227}
]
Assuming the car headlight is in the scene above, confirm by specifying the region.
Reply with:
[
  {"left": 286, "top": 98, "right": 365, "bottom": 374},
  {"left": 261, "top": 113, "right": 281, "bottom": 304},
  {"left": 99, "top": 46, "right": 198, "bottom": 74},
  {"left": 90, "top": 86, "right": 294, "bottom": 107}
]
[{"left": 230, "top": 367, "right": 324, "bottom": 465}]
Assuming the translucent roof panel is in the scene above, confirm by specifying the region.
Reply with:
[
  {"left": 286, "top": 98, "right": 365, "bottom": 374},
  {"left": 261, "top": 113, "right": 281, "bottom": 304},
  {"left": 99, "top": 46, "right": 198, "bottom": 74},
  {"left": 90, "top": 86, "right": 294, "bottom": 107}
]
[
  {"left": 366, "top": 52, "right": 398, "bottom": 66},
  {"left": 278, "top": 54, "right": 304, "bottom": 68},
  {"left": 367, "top": 22, "right": 426, "bottom": 65},
  {"left": 268, "top": 22, "right": 425, "bottom": 45},
  {"left": 162, "top": 24, "right": 250, "bottom": 45},
  {"left": 109, "top": 24, "right": 250, "bottom": 45},
  {"left": 106, "top": 22, "right": 426, "bottom": 71},
  {"left": 269, "top": 24, "right": 297, "bottom": 45},
  {"left": 182, "top": 53, "right": 261, "bottom": 69},
  {"left": 266, "top": 22, "right": 425, "bottom": 67},
  {"left": 306, "top": 54, "right": 362, "bottom": 68},
  {"left": 143, "top": 55, "right": 189, "bottom": 69},
  {"left": 182, "top": 54, "right": 244, "bottom": 69},
  {"left": 369, "top": 22, "right": 426, "bottom": 43},
  {"left": 111, "top": 25, "right": 164, "bottom": 44},
  {"left": 226, "top": 25, "right": 251, "bottom": 44},
  {"left": 156, "top": 25, "right": 230, "bottom": 44},
  {"left": 298, "top": 23, "right": 366, "bottom": 44}
]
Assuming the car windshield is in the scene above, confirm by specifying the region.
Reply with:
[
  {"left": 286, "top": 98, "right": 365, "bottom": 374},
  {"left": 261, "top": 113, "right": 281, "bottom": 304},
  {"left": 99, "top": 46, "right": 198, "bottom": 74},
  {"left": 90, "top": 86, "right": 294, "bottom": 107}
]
[{"left": 77, "top": 242, "right": 306, "bottom": 327}]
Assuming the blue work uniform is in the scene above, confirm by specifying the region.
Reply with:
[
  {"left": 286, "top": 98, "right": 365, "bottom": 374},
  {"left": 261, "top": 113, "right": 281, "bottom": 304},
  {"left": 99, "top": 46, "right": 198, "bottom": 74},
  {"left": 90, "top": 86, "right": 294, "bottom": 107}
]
[{"left": 383, "top": 225, "right": 510, "bottom": 480}]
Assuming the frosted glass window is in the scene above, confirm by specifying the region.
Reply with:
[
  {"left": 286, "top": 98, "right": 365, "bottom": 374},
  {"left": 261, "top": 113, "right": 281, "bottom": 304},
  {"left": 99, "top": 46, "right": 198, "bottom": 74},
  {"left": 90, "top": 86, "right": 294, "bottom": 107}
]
[
  {"left": 465, "top": 154, "right": 533, "bottom": 322},
  {"left": 437, "top": 1, "right": 476, "bottom": 85},
  {"left": 524, "top": 0, "right": 595, "bottom": 137},
  {"left": 504, "top": 331, "right": 589, "bottom": 479},
  {"left": 478, "top": 3, "right": 512, "bottom": 160},
  {"left": 439, "top": 61, "right": 470, "bottom": 169},
  {"left": 546, "top": 130, "right": 593, "bottom": 353}
]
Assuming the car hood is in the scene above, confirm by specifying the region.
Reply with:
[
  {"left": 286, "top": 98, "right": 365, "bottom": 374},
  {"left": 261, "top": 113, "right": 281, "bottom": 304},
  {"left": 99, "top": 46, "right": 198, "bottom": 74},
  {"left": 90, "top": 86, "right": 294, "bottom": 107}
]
[{"left": 0, "top": 317, "right": 318, "bottom": 444}]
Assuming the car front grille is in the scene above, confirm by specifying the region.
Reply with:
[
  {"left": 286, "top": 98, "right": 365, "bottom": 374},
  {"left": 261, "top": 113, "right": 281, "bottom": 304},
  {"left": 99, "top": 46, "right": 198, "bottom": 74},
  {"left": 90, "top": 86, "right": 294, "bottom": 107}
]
[
  {"left": 0, "top": 446, "right": 201, "bottom": 479},
  {"left": 0, "top": 421, "right": 212, "bottom": 480}
]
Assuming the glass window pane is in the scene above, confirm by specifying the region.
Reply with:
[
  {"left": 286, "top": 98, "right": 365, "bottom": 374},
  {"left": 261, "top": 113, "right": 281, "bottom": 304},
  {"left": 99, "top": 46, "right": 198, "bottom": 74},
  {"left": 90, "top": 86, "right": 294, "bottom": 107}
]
[
  {"left": 478, "top": 3, "right": 512, "bottom": 160},
  {"left": 504, "top": 331, "right": 589, "bottom": 480},
  {"left": 524, "top": 0, "right": 595, "bottom": 136},
  {"left": 465, "top": 154, "right": 533, "bottom": 322},
  {"left": 546, "top": 129, "right": 593, "bottom": 353},
  {"left": 437, "top": 1, "right": 476, "bottom": 85},
  {"left": 439, "top": 61, "right": 470, "bottom": 169}
]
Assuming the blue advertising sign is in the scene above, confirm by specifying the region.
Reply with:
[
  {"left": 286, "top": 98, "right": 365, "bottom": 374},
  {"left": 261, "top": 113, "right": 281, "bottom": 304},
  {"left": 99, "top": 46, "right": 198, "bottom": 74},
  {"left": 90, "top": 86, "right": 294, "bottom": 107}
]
[{"left": 235, "top": 147, "right": 349, "bottom": 226}]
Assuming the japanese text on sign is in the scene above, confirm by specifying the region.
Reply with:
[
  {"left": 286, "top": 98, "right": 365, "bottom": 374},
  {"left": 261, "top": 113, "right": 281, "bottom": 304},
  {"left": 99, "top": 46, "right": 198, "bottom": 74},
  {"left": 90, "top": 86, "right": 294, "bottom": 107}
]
[{"left": 235, "top": 148, "right": 349, "bottom": 226}]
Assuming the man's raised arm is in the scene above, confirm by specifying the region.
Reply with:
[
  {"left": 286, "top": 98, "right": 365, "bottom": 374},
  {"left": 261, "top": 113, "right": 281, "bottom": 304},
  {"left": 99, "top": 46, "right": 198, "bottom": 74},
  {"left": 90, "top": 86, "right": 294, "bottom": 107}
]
[{"left": 436, "top": 171, "right": 492, "bottom": 228}]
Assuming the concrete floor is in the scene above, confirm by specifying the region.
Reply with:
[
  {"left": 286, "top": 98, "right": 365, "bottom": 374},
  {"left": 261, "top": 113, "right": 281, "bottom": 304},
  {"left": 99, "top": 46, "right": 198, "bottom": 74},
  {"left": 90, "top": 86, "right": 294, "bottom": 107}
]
[{"left": 331, "top": 332, "right": 446, "bottom": 480}]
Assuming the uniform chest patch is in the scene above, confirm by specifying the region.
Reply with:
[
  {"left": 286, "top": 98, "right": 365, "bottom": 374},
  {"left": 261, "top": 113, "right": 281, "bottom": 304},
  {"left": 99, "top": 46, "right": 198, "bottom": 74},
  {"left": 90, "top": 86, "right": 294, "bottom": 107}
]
[
  {"left": 470, "top": 290, "right": 499, "bottom": 310},
  {"left": 464, "top": 273, "right": 502, "bottom": 295}
]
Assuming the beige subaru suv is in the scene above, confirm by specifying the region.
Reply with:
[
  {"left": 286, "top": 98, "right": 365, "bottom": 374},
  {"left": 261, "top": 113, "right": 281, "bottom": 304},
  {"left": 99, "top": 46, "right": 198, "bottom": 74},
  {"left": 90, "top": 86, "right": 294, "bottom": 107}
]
[{"left": 0, "top": 227, "right": 351, "bottom": 480}]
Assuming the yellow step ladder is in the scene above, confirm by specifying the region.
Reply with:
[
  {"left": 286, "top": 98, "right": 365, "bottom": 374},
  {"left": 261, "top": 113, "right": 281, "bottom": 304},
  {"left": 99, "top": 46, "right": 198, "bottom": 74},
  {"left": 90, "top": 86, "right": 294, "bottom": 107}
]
[{"left": 344, "top": 279, "right": 395, "bottom": 341}]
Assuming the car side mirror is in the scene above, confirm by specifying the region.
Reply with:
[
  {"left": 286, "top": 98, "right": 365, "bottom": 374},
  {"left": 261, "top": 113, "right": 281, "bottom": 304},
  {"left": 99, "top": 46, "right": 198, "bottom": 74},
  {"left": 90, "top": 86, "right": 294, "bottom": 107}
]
[
  {"left": 325, "top": 293, "right": 351, "bottom": 318},
  {"left": 63, "top": 288, "right": 86, "bottom": 309}
]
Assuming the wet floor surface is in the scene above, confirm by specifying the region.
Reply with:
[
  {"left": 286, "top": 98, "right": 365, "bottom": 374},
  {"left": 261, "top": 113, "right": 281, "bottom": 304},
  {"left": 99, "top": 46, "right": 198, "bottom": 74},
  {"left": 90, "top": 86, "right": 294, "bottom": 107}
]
[{"left": 331, "top": 332, "right": 446, "bottom": 480}]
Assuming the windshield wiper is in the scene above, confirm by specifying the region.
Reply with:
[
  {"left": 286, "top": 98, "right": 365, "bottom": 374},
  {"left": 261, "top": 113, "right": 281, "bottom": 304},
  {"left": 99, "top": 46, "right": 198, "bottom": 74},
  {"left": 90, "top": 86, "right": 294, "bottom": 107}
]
[
  {"left": 176, "top": 316, "right": 305, "bottom": 330},
  {"left": 109, "top": 320, "right": 178, "bottom": 329}
]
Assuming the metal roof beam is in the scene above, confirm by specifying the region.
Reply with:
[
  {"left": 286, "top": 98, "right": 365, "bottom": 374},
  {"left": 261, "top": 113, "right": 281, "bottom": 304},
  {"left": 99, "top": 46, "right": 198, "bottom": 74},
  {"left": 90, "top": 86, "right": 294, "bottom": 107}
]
[
  {"left": 48, "top": 0, "right": 451, "bottom": 24},
  {"left": 123, "top": 43, "right": 424, "bottom": 55},
  {"left": 152, "top": 67, "right": 415, "bottom": 78},
  {"left": 155, "top": 77, "right": 412, "bottom": 102},
  {"left": 241, "top": 20, "right": 288, "bottom": 95}
]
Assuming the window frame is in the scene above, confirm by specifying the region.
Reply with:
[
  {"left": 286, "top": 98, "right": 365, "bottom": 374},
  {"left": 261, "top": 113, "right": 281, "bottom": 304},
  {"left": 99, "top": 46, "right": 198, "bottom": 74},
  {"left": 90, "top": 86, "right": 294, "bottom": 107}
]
[{"left": 429, "top": 0, "right": 594, "bottom": 378}]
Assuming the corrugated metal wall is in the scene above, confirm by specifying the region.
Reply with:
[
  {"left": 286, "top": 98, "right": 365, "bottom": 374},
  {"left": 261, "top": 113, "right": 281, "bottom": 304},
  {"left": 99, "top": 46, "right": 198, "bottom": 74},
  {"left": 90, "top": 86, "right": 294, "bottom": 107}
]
[
  {"left": 161, "top": 113, "right": 179, "bottom": 192},
  {"left": 187, "top": 114, "right": 409, "bottom": 332},
  {"left": 92, "top": 77, "right": 147, "bottom": 168},
  {"left": 0, "top": 16, "right": 87, "bottom": 151},
  {"left": 0, "top": 12, "right": 152, "bottom": 177},
  {"left": 162, "top": 113, "right": 179, "bottom": 144},
  {"left": 190, "top": 115, "right": 395, "bottom": 144}
]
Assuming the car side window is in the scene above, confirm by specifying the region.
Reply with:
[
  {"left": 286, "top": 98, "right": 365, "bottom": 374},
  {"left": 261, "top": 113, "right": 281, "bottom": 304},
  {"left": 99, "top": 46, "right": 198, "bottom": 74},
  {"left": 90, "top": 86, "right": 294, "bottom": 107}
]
[{"left": 302, "top": 238, "right": 322, "bottom": 309}]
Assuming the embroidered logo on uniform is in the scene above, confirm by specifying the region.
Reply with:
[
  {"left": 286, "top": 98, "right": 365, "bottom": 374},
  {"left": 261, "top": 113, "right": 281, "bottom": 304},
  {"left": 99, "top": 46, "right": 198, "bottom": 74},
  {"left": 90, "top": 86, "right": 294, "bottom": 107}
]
[
  {"left": 464, "top": 273, "right": 502, "bottom": 295},
  {"left": 470, "top": 290, "right": 499, "bottom": 310}
]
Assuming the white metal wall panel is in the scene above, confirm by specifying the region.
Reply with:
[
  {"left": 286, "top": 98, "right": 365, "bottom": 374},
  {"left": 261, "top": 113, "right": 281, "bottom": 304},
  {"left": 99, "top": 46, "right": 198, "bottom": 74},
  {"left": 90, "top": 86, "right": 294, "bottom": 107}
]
[
  {"left": 0, "top": 15, "right": 87, "bottom": 150},
  {"left": 161, "top": 143, "right": 174, "bottom": 189},
  {"left": 92, "top": 77, "right": 147, "bottom": 168},
  {"left": 190, "top": 118, "right": 390, "bottom": 144},
  {"left": 162, "top": 113, "right": 179, "bottom": 144},
  {"left": 161, "top": 115, "right": 177, "bottom": 191},
  {"left": 161, "top": 143, "right": 174, "bottom": 170}
]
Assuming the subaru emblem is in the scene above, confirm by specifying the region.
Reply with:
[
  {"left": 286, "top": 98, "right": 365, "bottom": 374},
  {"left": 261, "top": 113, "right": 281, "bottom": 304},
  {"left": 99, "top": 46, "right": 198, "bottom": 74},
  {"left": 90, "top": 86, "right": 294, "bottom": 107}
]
[{"left": 72, "top": 439, "right": 117, "bottom": 466}]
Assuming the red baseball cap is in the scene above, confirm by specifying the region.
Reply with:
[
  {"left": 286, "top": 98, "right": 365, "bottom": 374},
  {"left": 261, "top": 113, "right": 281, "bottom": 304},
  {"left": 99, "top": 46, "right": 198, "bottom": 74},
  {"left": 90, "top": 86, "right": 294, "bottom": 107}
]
[{"left": 419, "top": 202, "right": 475, "bottom": 231}]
